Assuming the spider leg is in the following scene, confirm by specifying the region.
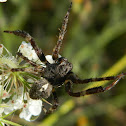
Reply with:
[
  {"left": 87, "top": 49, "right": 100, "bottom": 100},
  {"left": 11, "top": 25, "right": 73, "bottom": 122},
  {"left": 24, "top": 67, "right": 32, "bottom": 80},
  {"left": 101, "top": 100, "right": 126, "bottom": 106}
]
[
  {"left": 11, "top": 67, "right": 45, "bottom": 75},
  {"left": 46, "top": 88, "right": 59, "bottom": 114},
  {"left": 4, "top": 30, "right": 48, "bottom": 64},
  {"left": 65, "top": 80, "right": 104, "bottom": 97},
  {"left": 68, "top": 72, "right": 126, "bottom": 84},
  {"left": 17, "top": 52, "right": 38, "bottom": 67},
  {"left": 65, "top": 73, "right": 126, "bottom": 97},
  {"left": 52, "top": 2, "right": 72, "bottom": 60},
  {"left": 8, "top": 52, "right": 45, "bottom": 75}
]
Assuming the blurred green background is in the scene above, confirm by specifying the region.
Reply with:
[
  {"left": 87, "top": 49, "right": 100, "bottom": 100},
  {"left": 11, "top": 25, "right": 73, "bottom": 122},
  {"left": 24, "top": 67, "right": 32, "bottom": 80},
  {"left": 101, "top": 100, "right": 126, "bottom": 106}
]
[{"left": 0, "top": 0, "right": 126, "bottom": 126}]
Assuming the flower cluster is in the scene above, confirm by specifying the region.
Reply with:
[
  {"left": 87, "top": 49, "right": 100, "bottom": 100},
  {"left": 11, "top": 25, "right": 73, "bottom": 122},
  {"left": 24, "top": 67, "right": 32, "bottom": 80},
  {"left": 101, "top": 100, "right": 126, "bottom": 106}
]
[{"left": 0, "top": 42, "right": 46, "bottom": 122}]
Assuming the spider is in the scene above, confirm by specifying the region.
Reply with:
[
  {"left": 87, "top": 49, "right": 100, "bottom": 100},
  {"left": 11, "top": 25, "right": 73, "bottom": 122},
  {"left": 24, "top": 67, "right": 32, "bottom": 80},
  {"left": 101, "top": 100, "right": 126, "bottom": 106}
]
[{"left": 4, "top": 2, "right": 126, "bottom": 114}]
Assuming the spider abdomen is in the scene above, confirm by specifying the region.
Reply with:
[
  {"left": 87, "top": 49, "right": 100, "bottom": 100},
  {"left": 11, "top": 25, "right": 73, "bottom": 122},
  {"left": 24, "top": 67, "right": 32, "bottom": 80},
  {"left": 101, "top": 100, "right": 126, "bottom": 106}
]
[{"left": 29, "top": 78, "right": 53, "bottom": 99}]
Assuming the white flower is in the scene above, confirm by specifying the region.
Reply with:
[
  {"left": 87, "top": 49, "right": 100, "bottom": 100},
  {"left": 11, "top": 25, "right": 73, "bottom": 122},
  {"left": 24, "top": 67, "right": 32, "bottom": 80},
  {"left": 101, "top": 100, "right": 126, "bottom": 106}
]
[
  {"left": 0, "top": 43, "right": 18, "bottom": 70},
  {"left": 45, "top": 55, "right": 55, "bottom": 64},
  {"left": 1, "top": 91, "right": 10, "bottom": 100},
  {"left": 3, "top": 100, "right": 14, "bottom": 115},
  {"left": 3, "top": 88, "right": 43, "bottom": 121},
  {"left": 0, "top": 0, "right": 7, "bottom": 3},
  {"left": 0, "top": 85, "right": 10, "bottom": 100},
  {"left": 18, "top": 41, "right": 39, "bottom": 61},
  {"left": 45, "top": 54, "right": 61, "bottom": 64},
  {"left": 18, "top": 41, "right": 62, "bottom": 65},
  {"left": 12, "top": 95, "right": 24, "bottom": 110},
  {"left": 19, "top": 98, "right": 42, "bottom": 121},
  {"left": 19, "top": 105, "right": 32, "bottom": 121},
  {"left": 4, "top": 87, "right": 24, "bottom": 114},
  {"left": 4, "top": 98, "right": 21, "bottom": 115},
  {"left": 28, "top": 99, "right": 42, "bottom": 115},
  {"left": 0, "top": 43, "right": 44, "bottom": 121},
  {"left": 18, "top": 41, "right": 46, "bottom": 67}
]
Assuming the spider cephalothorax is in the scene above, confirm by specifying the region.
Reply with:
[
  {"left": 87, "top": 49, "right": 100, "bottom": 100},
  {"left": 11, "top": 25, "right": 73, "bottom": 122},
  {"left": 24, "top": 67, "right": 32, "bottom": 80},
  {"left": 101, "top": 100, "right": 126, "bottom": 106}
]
[
  {"left": 4, "top": 2, "right": 126, "bottom": 114},
  {"left": 43, "top": 57, "right": 73, "bottom": 86}
]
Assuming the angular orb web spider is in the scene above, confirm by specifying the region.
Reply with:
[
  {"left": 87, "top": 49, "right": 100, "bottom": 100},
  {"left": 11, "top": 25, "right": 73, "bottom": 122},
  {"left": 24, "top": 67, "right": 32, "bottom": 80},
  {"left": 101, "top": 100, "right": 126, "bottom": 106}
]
[{"left": 4, "top": 2, "right": 126, "bottom": 114}]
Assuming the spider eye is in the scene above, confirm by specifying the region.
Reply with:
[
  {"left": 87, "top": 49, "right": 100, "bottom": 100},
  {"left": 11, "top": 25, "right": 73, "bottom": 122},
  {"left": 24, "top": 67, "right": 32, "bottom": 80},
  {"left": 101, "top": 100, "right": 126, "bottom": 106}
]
[
  {"left": 56, "top": 57, "right": 73, "bottom": 77},
  {"left": 57, "top": 57, "right": 66, "bottom": 64},
  {"left": 58, "top": 57, "right": 62, "bottom": 62}
]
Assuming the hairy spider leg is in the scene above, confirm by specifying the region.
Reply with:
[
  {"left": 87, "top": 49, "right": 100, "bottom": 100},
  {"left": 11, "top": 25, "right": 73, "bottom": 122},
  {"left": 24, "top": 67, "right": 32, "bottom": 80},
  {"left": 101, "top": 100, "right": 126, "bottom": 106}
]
[
  {"left": 11, "top": 66, "right": 45, "bottom": 75},
  {"left": 65, "top": 73, "right": 126, "bottom": 97},
  {"left": 9, "top": 52, "right": 45, "bottom": 74},
  {"left": 42, "top": 88, "right": 58, "bottom": 114},
  {"left": 68, "top": 72, "right": 119, "bottom": 84},
  {"left": 8, "top": 52, "right": 45, "bottom": 74},
  {"left": 4, "top": 30, "right": 48, "bottom": 64},
  {"left": 52, "top": 2, "right": 72, "bottom": 60},
  {"left": 17, "top": 52, "right": 38, "bottom": 67}
]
